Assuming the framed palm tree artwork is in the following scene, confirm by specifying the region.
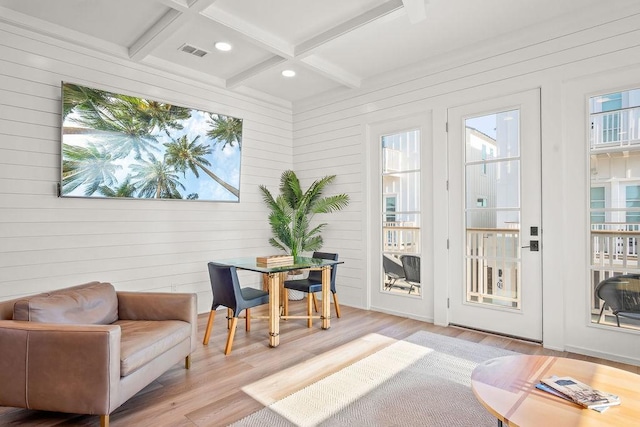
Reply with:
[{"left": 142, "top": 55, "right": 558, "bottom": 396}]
[{"left": 60, "top": 82, "right": 242, "bottom": 202}]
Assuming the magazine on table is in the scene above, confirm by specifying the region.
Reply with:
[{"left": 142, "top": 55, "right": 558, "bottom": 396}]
[
  {"left": 539, "top": 376, "right": 620, "bottom": 409},
  {"left": 535, "top": 382, "right": 612, "bottom": 413}
]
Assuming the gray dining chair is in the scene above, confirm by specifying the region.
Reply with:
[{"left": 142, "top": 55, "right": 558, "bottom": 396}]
[
  {"left": 283, "top": 252, "right": 341, "bottom": 327},
  {"left": 203, "top": 262, "right": 270, "bottom": 355}
]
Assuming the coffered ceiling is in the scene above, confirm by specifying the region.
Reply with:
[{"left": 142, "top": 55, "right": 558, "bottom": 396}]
[{"left": 0, "top": 0, "right": 604, "bottom": 104}]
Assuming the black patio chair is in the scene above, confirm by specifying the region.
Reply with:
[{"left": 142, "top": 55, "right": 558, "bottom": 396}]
[
  {"left": 595, "top": 274, "right": 640, "bottom": 327},
  {"left": 400, "top": 254, "right": 421, "bottom": 294},
  {"left": 203, "top": 262, "right": 270, "bottom": 355},
  {"left": 383, "top": 254, "right": 405, "bottom": 290}
]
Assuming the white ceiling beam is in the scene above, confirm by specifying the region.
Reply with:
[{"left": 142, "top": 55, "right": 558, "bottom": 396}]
[
  {"left": 142, "top": 55, "right": 226, "bottom": 88},
  {"left": 128, "top": 0, "right": 218, "bottom": 61},
  {"left": 226, "top": 55, "right": 287, "bottom": 88},
  {"left": 300, "top": 55, "right": 361, "bottom": 89},
  {"left": 402, "top": 0, "right": 429, "bottom": 24},
  {"left": 200, "top": 5, "right": 294, "bottom": 58},
  {"left": 295, "top": 0, "right": 405, "bottom": 57},
  {"left": 128, "top": 9, "right": 183, "bottom": 60},
  {"left": 0, "top": 6, "right": 127, "bottom": 58},
  {"left": 155, "top": 0, "right": 190, "bottom": 13}
]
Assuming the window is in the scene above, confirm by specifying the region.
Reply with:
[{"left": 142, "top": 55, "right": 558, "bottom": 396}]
[
  {"left": 381, "top": 130, "right": 421, "bottom": 296},
  {"left": 384, "top": 195, "right": 397, "bottom": 222},
  {"left": 590, "top": 187, "right": 605, "bottom": 225},
  {"left": 626, "top": 185, "right": 640, "bottom": 226},
  {"left": 589, "top": 88, "right": 640, "bottom": 330}
]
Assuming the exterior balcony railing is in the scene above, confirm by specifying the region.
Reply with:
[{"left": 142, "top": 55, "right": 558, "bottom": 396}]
[
  {"left": 590, "top": 106, "right": 640, "bottom": 149},
  {"left": 465, "top": 227, "right": 520, "bottom": 308},
  {"left": 383, "top": 221, "right": 419, "bottom": 254}
]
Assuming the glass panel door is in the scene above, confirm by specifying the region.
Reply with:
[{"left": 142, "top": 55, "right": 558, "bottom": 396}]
[{"left": 448, "top": 89, "right": 542, "bottom": 341}]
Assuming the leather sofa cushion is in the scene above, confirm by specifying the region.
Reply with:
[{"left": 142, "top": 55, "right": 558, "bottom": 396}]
[
  {"left": 12, "top": 282, "right": 118, "bottom": 325},
  {"left": 117, "top": 320, "right": 191, "bottom": 377}
]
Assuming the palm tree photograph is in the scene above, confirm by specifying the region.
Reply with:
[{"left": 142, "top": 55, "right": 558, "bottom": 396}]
[{"left": 61, "top": 82, "right": 242, "bottom": 201}]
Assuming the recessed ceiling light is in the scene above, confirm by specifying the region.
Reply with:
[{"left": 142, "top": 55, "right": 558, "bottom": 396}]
[
  {"left": 282, "top": 70, "right": 296, "bottom": 77},
  {"left": 214, "top": 42, "right": 232, "bottom": 52}
]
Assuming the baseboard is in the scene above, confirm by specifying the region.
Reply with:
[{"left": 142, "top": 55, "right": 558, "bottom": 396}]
[
  {"left": 564, "top": 344, "right": 640, "bottom": 367},
  {"left": 369, "top": 305, "right": 433, "bottom": 323}
]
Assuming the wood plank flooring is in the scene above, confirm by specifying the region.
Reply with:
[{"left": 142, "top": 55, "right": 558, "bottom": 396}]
[{"left": 1, "top": 302, "right": 638, "bottom": 426}]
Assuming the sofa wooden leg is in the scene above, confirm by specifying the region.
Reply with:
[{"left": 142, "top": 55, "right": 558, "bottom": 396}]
[
  {"left": 185, "top": 354, "right": 191, "bottom": 369},
  {"left": 246, "top": 308, "right": 251, "bottom": 331},
  {"left": 100, "top": 414, "right": 109, "bottom": 427},
  {"left": 203, "top": 310, "right": 216, "bottom": 345}
]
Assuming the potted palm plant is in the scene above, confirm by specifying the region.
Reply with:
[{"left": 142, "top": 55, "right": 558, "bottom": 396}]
[{"left": 259, "top": 170, "right": 349, "bottom": 299}]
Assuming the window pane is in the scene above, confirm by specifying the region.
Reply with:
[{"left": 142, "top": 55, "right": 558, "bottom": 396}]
[
  {"left": 465, "top": 110, "right": 519, "bottom": 161},
  {"left": 466, "top": 160, "right": 520, "bottom": 209},
  {"left": 465, "top": 109, "right": 521, "bottom": 311},
  {"left": 589, "top": 88, "right": 640, "bottom": 331},
  {"left": 382, "top": 130, "right": 420, "bottom": 172},
  {"left": 381, "top": 129, "right": 421, "bottom": 297}
]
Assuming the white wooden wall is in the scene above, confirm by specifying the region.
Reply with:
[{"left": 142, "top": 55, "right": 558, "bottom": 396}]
[
  {"left": 2, "top": 2, "right": 640, "bottom": 364},
  {"left": 294, "top": 1, "right": 640, "bottom": 364},
  {"left": 0, "top": 23, "right": 293, "bottom": 313}
]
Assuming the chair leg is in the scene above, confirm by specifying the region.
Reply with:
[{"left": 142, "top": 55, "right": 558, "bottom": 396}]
[
  {"left": 333, "top": 292, "right": 341, "bottom": 318},
  {"left": 307, "top": 292, "right": 313, "bottom": 328},
  {"left": 203, "top": 310, "right": 216, "bottom": 345},
  {"left": 227, "top": 308, "right": 233, "bottom": 329},
  {"left": 246, "top": 308, "right": 251, "bottom": 331},
  {"left": 616, "top": 314, "right": 620, "bottom": 327},
  {"left": 224, "top": 317, "right": 238, "bottom": 355},
  {"left": 100, "top": 414, "right": 109, "bottom": 427},
  {"left": 283, "top": 289, "right": 289, "bottom": 316},
  {"left": 598, "top": 305, "right": 605, "bottom": 323},
  {"left": 185, "top": 355, "right": 191, "bottom": 369},
  {"left": 312, "top": 293, "right": 319, "bottom": 312}
]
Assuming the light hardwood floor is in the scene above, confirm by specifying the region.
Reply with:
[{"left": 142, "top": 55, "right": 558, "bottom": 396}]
[{"left": 1, "top": 301, "right": 638, "bottom": 426}]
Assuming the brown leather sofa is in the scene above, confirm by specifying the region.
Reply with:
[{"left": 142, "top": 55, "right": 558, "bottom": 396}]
[{"left": 0, "top": 281, "right": 197, "bottom": 427}]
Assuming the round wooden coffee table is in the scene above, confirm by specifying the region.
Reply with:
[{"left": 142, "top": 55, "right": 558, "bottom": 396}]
[{"left": 471, "top": 354, "right": 640, "bottom": 426}]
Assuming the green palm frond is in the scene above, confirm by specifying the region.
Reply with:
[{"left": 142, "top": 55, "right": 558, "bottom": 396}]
[
  {"left": 62, "top": 143, "right": 121, "bottom": 195},
  {"left": 311, "top": 194, "right": 350, "bottom": 214},
  {"left": 206, "top": 114, "right": 242, "bottom": 149},
  {"left": 260, "top": 170, "right": 349, "bottom": 258}
]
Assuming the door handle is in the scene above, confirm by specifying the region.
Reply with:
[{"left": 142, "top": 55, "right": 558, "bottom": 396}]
[{"left": 522, "top": 240, "right": 539, "bottom": 251}]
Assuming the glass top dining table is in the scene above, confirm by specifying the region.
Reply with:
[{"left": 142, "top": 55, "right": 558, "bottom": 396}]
[{"left": 214, "top": 256, "right": 342, "bottom": 347}]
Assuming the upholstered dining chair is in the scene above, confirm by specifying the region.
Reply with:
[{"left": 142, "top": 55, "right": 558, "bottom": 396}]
[
  {"left": 283, "top": 252, "right": 341, "bottom": 327},
  {"left": 400, "top": 254, "right": 421, "bottom": 294},
  {"left": 203, "top": 262, "right": 270, "bottom": 355}
]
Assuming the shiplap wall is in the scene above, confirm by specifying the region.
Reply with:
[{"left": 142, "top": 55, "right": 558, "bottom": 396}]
[
  {"left": 0, "top": 23, "right": 293, "bottom": 313},
  {"left": 293, "top": 2, "right": 640, "bottom": 363}
]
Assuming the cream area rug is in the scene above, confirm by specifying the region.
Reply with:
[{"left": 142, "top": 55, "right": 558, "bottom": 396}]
[{"left": 231, "top": 330, "right": 517, "bottom": 427}]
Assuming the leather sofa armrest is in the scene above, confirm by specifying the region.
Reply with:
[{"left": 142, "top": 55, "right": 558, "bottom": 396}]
[
  {"left": 0, "top": 320, "right": 121, "bottom": 415},
  {"left": 117, "top": 292, "right": 197, "bottom": 351}
]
